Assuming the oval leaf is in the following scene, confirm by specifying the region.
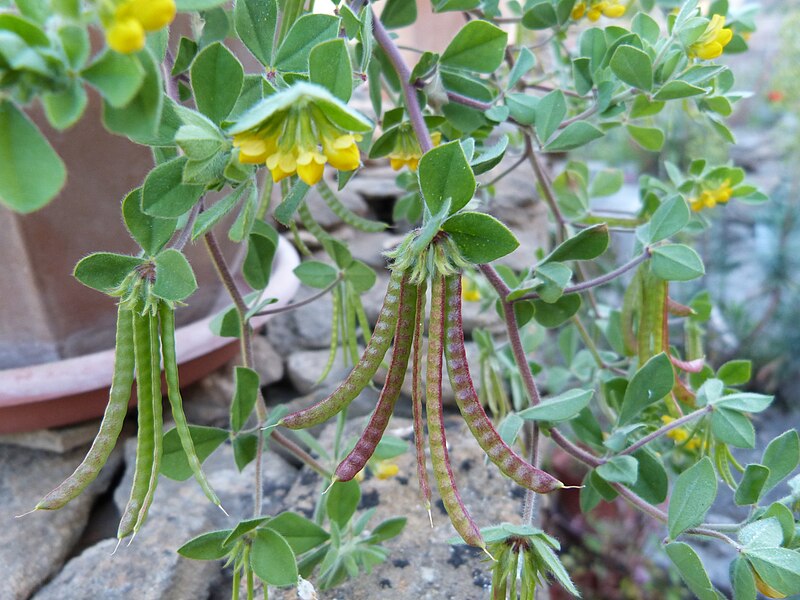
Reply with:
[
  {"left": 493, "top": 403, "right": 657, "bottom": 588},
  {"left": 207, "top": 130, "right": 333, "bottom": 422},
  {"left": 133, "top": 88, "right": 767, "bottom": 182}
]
[
  {"left": 251, "top": 528, "right": 298, "bottom": 586},
  {"left": 442, "top": 211, "right": 519, "bottom": 264}
]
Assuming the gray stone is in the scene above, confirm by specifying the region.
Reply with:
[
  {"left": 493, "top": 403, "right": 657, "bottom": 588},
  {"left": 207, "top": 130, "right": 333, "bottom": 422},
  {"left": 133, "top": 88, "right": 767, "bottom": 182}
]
[
  {"left": 346, "top": 231, "right": 405, "bottom": 270},
  {"left": 0, "top": 440, "right": 124, "bottom": 600},
  {"left": 266, "top": 286, "right": 334, "bottom": 355},
  {"left": 266, "top": 417, "right": 525, "bottom": 600},
  {"left": 0, "top": 420, "right": 102, "bottom": 453},
  {"left": 182, "top": 370, "right": 236, "bottom": 428},
  {"left": 252, "top": 334, "right": 285, "bottom": 386},
  {"left": 345, "top": 165, "right": 404, "bottom": 201},
  {"left": 34, "top": 439, "right": 299, "bottom": 600},
  {"left": 278, "top": 385, "right": 381, "bottom": 434},
  {"left": 287, "top": 348, "right": 354, "bottom": 395}
]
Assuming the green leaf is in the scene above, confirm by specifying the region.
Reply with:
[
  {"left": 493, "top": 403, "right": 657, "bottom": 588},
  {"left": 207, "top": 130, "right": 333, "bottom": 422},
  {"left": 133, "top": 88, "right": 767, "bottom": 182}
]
[
  {"left": 42, "top": 80, "right": 87, "bottom": 131},
  {"left": 177, "top": 529, "right": 232, "bottom": 560},
  {"left": 440, "top": 20, "right": 507, "bottom": 74},
  {"left": 627, "top": 125, "right": 664, "bottom": 152},
  {"left": 763, "top": 503, "right": 796, "bottom": 546},
  {"left": 265, "top": 512, "right": 330, "bottom": 554},
  {"left": 309, "top": 38, "right": 352, "bottom": 102},
  {"left": 172, "top": 36, "right": 197, "bottom": 75},
  {"left": 191, "top": 42, "right": 244, "bottom": 124},
  {"left": 713, "top": 392, "right": 773, "bottom": 413},
  {"left": 233, "top": 0, "right": 277, "bottom": 66},
  {"left": 153, "top": 249, "right": 198, "bottom": 302},
  {"left": 529, "top": 536, "right": 580, "bottom": 597},
  {"left": 610, "top": 45, "right": 653, "bottom": 91},
  {"left": 630, "top": 95, "right": 665, "bottom": 118},
  {"left": 532, "top": 294, "right": 581, "bottom": 327},
  {"left": 711, "top": 407, "right": 755, "bottom": 448},
  {"left": 161, "top": 425, "right": 228, "bottom": 481},
  {"left": 233, "top": 433, "right": 257, "bottom": 471},
  {"left": 731, "top": 556, "right": 757, "bottom": 600},
  {"left": 651, "top": 244, "right": 705, "bottom": 281},
  {"left": 345, "top": 260, "right": 377, "bottom": 293},
  {"left": 368, "top": 517, "right": 407, "bottom": 543},
  {"left": 418, "top": 141, "right": 476, "bottom": 215},
  {"left": 192, "top": 184, "right": 248, "bottom": 240},
  {"left": 665, "top": 542, "right": 719, "bottom": 600},
  {"left": 294, "top": 261, "right": 339, "bottom": 289},
  {"left": 81, "top": 50, "right": 145, "bottom": 108},
  {"left": 381, "top": 0, "right": 417, "bottom": 28},
  {"left": 0, "top": 100, "right": 67, "bottom": 213},
  {"left": 589, "top": 169, "right": 623, "bottom": 197},
  {"left": 618, "top": 353, "right": 674, "bottom": 425},
  {"left": 534, "top": 262, "right": 572, "bottom": 303},
  {"left": 230, "top": 366, "right": 259, "bottom": 433},
  {"left": 102, "top": 48, "right": 163, "bottom": 143},
  {"left": 647, "top": 195, "right": 689, "bottom": 243},
  {"left": 251, "top": 529, "right": 298, "bottom": 586},
  {"left": 222, "top": 517, "right": 270, "bottom": 547},
  {"left": 141, "top": 157, "right": 205, "bottom": 218},
  {"left": 508, "top": 47, "right": 535, "bottom": 89},
  {"left": 596, "top": 455, "right": 639, "bottom": 485},
  {"left": 521, "top": 1, "right": 558, "bottom": 29},
  {"left": 326, "top": 480, "right": 361, "bottom": 529},
  {"left": 654, "top": 80, "right": 706, "bottom": 101},
  {"left": 668, "top": 457, "right": 717, "bottom": 539},
  {"left": 534, "top": 90, "right": 566, "bottom": 143},
  {"left": 518, "top": 388, "right": 593, "bottom": 422},
  {"left": 442, "top": 212, "right": 520, "bottom": 264},
  {"left": 274, "top": 14, "right": 339, "bottom": 73},
  {"left": 734, "top": 464, "right": 770, "bottom": 505},
  {"left": 744, "top": 547, "right": 800, "bottom": 597},
  {"left": 740, "top": 518, "right": 784, "bottom": 551},
  {"left": 243, "top": 220, "right": 278, "bottom": 290},
  {"left": 761, "top": 430, "right": 800, "bottom": 494},
  {"left": 176, "top": 0, "right": 227, "bottom": 8},
  {"left": 544, "top": 122, "right": 604, "bottom": 152},
  {"left": 630, "top": 449, "right": 668, "bottom": 504},
  {"left": 542, "top": 223, "right": 609, "bottom": 263},
  {"left": 122, "top": 187, "right": 177, "bottom": 256},
  {"left": 73, "top": 252, "right": 143, "bottom": 293},
  {"left": 716, "top": 360, "right": 751, "bottom": 386}
]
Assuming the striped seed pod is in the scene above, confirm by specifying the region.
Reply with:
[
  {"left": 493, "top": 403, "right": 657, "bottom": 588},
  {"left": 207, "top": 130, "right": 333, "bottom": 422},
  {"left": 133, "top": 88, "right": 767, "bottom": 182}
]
[
  {"left": 280, "top": 269, "right": 406, "bottom": 429},
  {"left": 411, "top": 280, "right": 432, "bottom": 514},
  {"left": 427, "top": 274, "right": 485, "bottom": 549},
  {"left": 334, "top": 279, "right": 418, "bottom": 481},
  {"left": 443, "top": 275, "right": 562, "bottom": 494}
]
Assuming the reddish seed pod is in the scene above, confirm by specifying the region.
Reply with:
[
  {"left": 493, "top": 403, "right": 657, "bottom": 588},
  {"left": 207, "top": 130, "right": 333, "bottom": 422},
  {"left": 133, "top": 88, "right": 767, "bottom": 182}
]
[
  {"left": 427, "top": 274, "right": 485, "bottom": 549},
  {"left": 280, "top": 269, "right": 406, "bottom": 429},
  {"left": 443, "top": 275, "right": 562, "bottom": 494},
  {"left": 335, "top": 279, "right": 418, "bottom": 481},
  {"left": 410, "top": 280, "right": 432, "bottom": 512}
]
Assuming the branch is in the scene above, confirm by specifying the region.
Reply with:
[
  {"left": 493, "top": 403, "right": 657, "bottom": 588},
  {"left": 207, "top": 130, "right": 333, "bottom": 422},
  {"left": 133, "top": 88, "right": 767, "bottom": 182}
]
[
  {"left": 620, "top": 405, "right": 712, "bottom": 456},
  {"left": 253, "top": 275, "right": 342, "bottom": 317}
]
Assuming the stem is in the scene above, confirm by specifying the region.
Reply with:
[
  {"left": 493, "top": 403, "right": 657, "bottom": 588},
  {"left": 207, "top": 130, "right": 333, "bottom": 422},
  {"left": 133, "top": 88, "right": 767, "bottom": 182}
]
[
  {"left": 170, "top": 201, "right": 201, "bottom": 252},
  {"left": 513, "top": 249, "right": 652, "bottom": 302},
  {"left": 371, "top": 10, "right": 433, "bottom": 153},
  {"left": 524, "top": 135, "right": 566, "bottom": 243},
  {"left": 253, "top": 275, "right": 342, "bottom": 316},
  {"left": 485, "top": 152, "right": 527, "bottom": 187},
  {"left": 620, "top": 406, "right": 712, "bottom": 456},
  {"left": 271, "top": 432, "right": 332, "bottom": 478}
]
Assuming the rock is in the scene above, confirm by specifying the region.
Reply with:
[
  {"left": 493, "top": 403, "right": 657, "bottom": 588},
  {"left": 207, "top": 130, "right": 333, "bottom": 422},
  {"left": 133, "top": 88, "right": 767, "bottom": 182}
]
[
  {"left": 33, "top": 439, "right": 299, "bottom": 600},
  {"left": 287, "top": 348, "right": 354, "bottom": 396},
  {"left": 303, "top": 181, "right": 372, "bottom": 229},
  {"left": 182, "top": 371, "right": 236, "bottom": 428},
  {"left": 0, "top": 440, "right": 124, "bottom": 600},
  {"left": 346, "top": 231, "right": 405, "bottom": 270},
  {"left": 360, "top": 270, "right": 392, "bottom": 324},
  {"left": 265, "top": 417, "right": 525, "bottom": 600},
  {"left": 345, "top": 165, "right": 404, "bottom": 202},
  {"left": 252, "top": 334, "right": 285, "bottom": 386},
  {"left": 266, "top": 287, "right": 334, "bottom": 355},
  {"left": 0, "top": 420, "right": 102, "bottom": 453},
  {"left": 277, "top": 385, "right": 381, "bottom": 437}
]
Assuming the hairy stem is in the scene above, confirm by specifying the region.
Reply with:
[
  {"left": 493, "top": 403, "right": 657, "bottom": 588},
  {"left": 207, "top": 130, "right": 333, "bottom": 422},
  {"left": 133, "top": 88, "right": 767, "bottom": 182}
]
[{"left": 620, "top": 406, "right": 713, "bottom": 456}]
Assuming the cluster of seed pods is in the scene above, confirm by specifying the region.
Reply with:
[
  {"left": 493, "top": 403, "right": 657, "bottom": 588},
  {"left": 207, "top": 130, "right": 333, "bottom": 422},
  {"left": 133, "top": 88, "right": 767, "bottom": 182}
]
[
  {"left": 279, "top": 249, "right": 563, "bottom": 549},
  {"left": 31, "top": 277, "right": 223, "bottom": 542}
]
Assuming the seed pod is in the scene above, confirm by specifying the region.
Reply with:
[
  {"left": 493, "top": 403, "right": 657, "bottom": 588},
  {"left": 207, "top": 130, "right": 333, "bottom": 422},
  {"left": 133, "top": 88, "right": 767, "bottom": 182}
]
[
  {"left": 159, "top": 303, "right": 221, "bottom": 507},
  {"left": 335, "top": 279, "right": 418, "bottom": 481},
  {"left": 443, "top": 275, "right": 562, "bottom": 494},
  {"left": 411, "top": 280, "right": 432, "bottom": 513},
  {"left": 35, "top": 305, "right": 135, "bottom": 510},
  {"left": 316, "top": 284, "right": 341, "bottom": 385},
  {"left": 118, "top": 309, "right": 158, "bottom": 540},
  {"left": 130, "top": 311, "right": 164, "bottom": 536},
  {"left": 280, "top": 269, "right": 405, "bottom": 429},
  {"left": 427, "top": 274, "right": 484, "bottom": 549},
  {"left": 318, "top": 179, "right": 387, "bottom": 233}
]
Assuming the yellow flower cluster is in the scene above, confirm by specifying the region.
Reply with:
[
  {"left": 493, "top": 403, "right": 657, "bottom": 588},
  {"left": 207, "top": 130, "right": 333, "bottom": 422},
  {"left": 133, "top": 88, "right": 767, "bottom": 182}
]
[
  {"left": 689, "top": 179, "right": 732, "bottom": 212},
  {"left": 388, "top": 128, "right": 441, "bottom": 172},
  {"left": 661, "top": 416, "right": 701, "bottom": 451},
  {"left": 105, "top": 0, "right": 176, "bottom": 54},
  {"left": 571, "top": 0, "right": 626, "bottom": 21},
  {"left": 233, "top": 105, "right": 362, "bottom": 186},
  {"left": 688, "top": 15, "right": 733, "bottom": 60}
]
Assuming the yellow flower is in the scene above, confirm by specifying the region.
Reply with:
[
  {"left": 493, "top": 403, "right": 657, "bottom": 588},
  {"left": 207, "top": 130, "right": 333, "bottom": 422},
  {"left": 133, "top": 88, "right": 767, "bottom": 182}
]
[
  {"left": 388, "top": 128, "right": 441, "bottom": 172},
  {"left": 105, "top": 0, "right": 176, "bottom": 54},
  {"left": 661, "top": 416, "right": 701, "bottom": 451},
  {"left": 573, "top": 1, "right": 625, "bottom": 21},
  {"left": 689, "top": 179, "right": 732, "bottom": 212},
  {"left": 374, "top": 460, "right": 399, "bottom": 480},
  {"left": 321, "top": 133, "right": 362, "bottom": 172},
  {"left": 688, "top": 15, "right": 733, "bottom": 60},
  {"left": 462, "top": 275, "right": 481, "bottom": 302}
]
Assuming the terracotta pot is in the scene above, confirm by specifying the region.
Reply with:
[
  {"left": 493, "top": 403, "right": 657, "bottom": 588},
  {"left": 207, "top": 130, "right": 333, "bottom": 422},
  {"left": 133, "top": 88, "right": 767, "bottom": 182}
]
[{"left": 0, "top": 90, "right": 300, "bottom": 433}]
